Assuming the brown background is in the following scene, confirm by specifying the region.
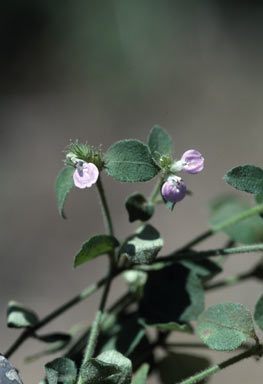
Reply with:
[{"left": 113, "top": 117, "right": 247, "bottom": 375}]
[{"left": 1, "top": 1, "right": 263, "bottom": 383}]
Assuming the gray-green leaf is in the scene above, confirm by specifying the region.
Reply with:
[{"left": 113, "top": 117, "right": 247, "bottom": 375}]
[
  {"left": 74, "top": 235, "right": 119, "bottom": 268},
  {"left": 125, "top": 193, "right": 154, "bottom": 222},
  {"left": 55, "top": 167, "right": 75, "bottom": 219},
  {"left": 224, "top": 165, "right": 263, "bottom": 194},
  {"left": 119, "top": 224, "right": 163, "bottom": 264},
  {"left": 131, "top": 364, "right": 149, "bottom": 384},
  {"left": 147, "top": 125, "right": 173, "bottom": 163},
  {"left": 7, "top": 301, "right": 39, "bottom": 328},
  {"left": 45, "top": 357, "right": 77, "bottom": 384},
  {"left": 254, "top": 293, "right": 263, "bottom": 331},
  {"left": 197, "top": 302, "right": 256, "bottom": 351},
  {"left": 81, "top": 350, "right": 132, "bottom": 384},
  {"left": 104, "top": 139, "right": 159, "bottom": 182},
  {"left": 210, "top": 195, "right": 263, "bottom": 244}
]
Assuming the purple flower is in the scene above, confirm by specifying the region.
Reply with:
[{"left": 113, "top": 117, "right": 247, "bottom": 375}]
[
  {"left": 73, "top": 162, "right": 99, "bottom": 189},
  {"left": 161, "top": 176, "right": 187, "bottom": 203},
  {"left": 180, "top": 149, "right": 204, "bottom": 174}
]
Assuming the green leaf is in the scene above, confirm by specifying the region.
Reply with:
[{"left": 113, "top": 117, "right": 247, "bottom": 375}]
[
  {"left": 255, "top": 194, "right": 263, "bottom": 204},
  {"left": 224, "top": 165, "right": 263, "bottom": 194},
  {"left": 158, "top": 353, "right": 210, "bottom": 384},
  {"left": 125, "top": 193, "right": 154, "bottom": 222},
  {"left": 7, "top": 301, "right": 39, "bottom": 328},
  {"left": 25, "top": 334, "right": 71, "bottom": 363},
  {"left": 119, "top": 224, "right": 163, "bottom": 264},
  {"left": 104, "top": 139, "right": 160, "bottom": 182},
  {"left": 164, "top": 200, "right": 175, "bottom": 211},
  {"left": 131, "top": 364, "right": 149, "bottom": 384},
  {"left": 147, "top": 125, "right": 173, "bottom": 163},
  {"left": 140, "top": 319, "right": 193, "bottom": 334},
  {"left": 45, "top": 357, "right": 77, "bottom": 384},
  {"left": 139, "top": 263, "right": 204, "bottom": 325},
  {"left": 254, "top": 293, "right": 263, "bottom": 331},
  {"left": 197, "top": 302, "right": 256, "bottom": 351},
  {"left": 35, "top": 332, "right": 71, "bottom": 344},
  {"left": 74, "top": 235, "right": 119, "bottom": 268},
  {"left": 181, "top": 259, "right": 222, "bottom": 281},
  {"left": 81, "top": 350, "right": 132, "bottom": 384},
  {"left": 55, "top": 167, "right": 75, "bottom": 219},
  {"left": 210, "top": 195, "right": 263, "bottom": 244}
]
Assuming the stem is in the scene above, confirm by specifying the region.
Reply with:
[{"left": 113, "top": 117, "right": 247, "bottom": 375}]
[
  {"left": 160, "top": 244, "right": 263, "bottom": 263},
  {"left": 205, "top": 270, "right": 253, "bottom": 291},
  {"left": 5, "top": 267, "right": 125, "bottom": 359},
  {"left": 77, "top": 260, "right": 115, "bottom": 384},
  {"left": 149, "top": 177, "right": 163, "bottom": 204},
  {"left": 175, "top": 204, "right": 263, "bottom": 254},
  {"left": 178, "top": 346, "right": 259, "bottom": 384},
  {"left": 96, "top": 177, "right": 114, "bottom": 236}
]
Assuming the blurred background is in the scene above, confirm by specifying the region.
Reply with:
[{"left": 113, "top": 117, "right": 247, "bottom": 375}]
[{"left": 1, "top": 1, "right": 263, "bottom": 382}]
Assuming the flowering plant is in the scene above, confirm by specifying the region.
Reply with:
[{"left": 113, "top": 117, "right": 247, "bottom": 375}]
[{"left": 3, "top": 126, "right": 263, "bottom": 384}]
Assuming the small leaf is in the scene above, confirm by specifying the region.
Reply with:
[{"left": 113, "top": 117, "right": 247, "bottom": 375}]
[
  {"left": 140, "top": 319, "right": 193, "bottom": 334},
  {"left": 81, "top": 350, "right": 132, "bottom": 384},
  {"left": 55, "top": 167, "right": 75, "bottom": 219},
  {"left": 104, "top": 139, "right": 160, "bottom": 182},
  {"left": 45, "top": 357, "right": 77, "bottom": 384},
  {"left": 224, "top": 165, "right": 263, "bottom": 194},
  {"left": 139, "top": 263, "right": 204, "bottom": 324},
  {"left": 35, "top": 332, "right": 71, "bottom": 344},
  {"left": 164, "top": 200, "right": 175, "bottom": 211},
  {"left": 210, "top": 195, "right": 263, "bottom": 244},
  {"left": 254, "top": 293, "right": 263, "bottom": 331},
  {"left": 147, "top": 125, "right": 173, "bottom": 164},
  {"left": 7, "top": 301, "right": 39, "bottom": 328},
  {"left": 197, "top": 302, "right": 256, "bottom": 351},
  {"left": 120, "top": 224, "right": 163, "bottom": 264},
  {"left": 74, "top": 235, "right": 119, "bottom": 268},
  {"left": 0, "top": 355, "right": 24, "bottom": 384},
  {"left": 131, "top": 364, "right": 149, "bottom": 384},
  {"left": 125, "top": 193, "right": 154, "bottom": 222},
  {"left": 181, "top": 259, "right": 222, "bottom": 281}
]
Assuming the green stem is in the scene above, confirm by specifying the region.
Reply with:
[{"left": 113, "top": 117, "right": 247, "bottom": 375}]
[
  {"left": 161, "top": 244, "right": 263, "bottom": 263},
  {"left": 175, "top": 204, "right": 263, "bottom": 253},
  {"left": 205, "top": 270, "right": 253, "bottom": 291},
  {"left": 149, "top": 177, "right": 163, "bottom": 204},
  {"left": 178, "top": 346, "right": 259, "bottom": 384},
  {"left": 96, "top": 177, "right": 114, "bottom": 236}
]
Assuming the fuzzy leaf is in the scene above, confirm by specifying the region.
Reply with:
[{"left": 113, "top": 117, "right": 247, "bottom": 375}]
[
  {"left": 139, "top": 263, "right": 204, "bottom": 324},
  {"left": 7, "top": 301, "right": 39, "bottom": 328},
  {"left": 197, "top": 302, "right": 256, "bottom": 351},
  {"left": 0, "top": 355, "right": 24, "bottom": 384},
  {"left": 224, "top": 165, "right": 263, "bottom": 194},
  {"left": 104, "top": 139, "right": 159, "bottom": 182},
  {"left": 120, "top": 224, "right": 163, "bottom": 264},
  {"left": 210, "top": 195, "right": 263, "bottom": 244},
  {"left": 55, "top": 167, "right": 75, "bottom": 219},
  {"left": 131, "top": 364, "right": 149, "bottom": 384},
  {"left": 81, "top": 350, "right": 132, "bottom": 384},
  {"left": 74, "top": 235, "right": 119, "bottom": 268},
  {"left": 125, "top": 193, "right": 154, "bottom": 222},
  {"left": 147, "top": 125, "right": 173, "bottom": 163},
  {"left": 45, "top": 357, "right": 77, "bottom": 384},
  {"left": 254, "top": 294, "right": 263, "bottom": 331}
]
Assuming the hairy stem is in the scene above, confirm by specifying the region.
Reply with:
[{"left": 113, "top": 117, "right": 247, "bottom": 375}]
[
  {"left": 149, "top": 177, "right": 163, "bottom": 204},
  {"left": 96, "top": 177, "right": 114, "bottom": 236},
  {"left": 178, "top": 346, "right": 260, "bottom": 384}
]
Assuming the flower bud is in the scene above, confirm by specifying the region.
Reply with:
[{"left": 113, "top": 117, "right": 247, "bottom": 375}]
[
  {"left": 73, "top": 162, "right": 99, "bottom": 189},
  {"left": 180, "top": 149, "right": 204, "bottom": 174},
  {"left": 161, "top": 176, "right": 186, "bottom": 203}
]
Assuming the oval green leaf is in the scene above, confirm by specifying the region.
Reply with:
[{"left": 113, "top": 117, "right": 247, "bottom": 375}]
[
  {"left": 45, "top": 357, "right": 77, "bottom": 384},
  {"left": 224, "top": 165, "right": 263, "bottom": 194},
  {"left": 74, "top": 235, "right": 119, "bottom": 268},
  {"left": 104, "top": 139, "right": 160, "bottom": 182},
  {"left": 125, "top": 193, "right": 154, "bottom": 222},
  {"left": 210, "top": 195, "right": 263, "bottom": 244},
  {"left": 55, "top": 167, "right": 75, "bottom": 219},
  {"left": 119, "top": 224, "right": 163, "bottom": 264},
  {"left": 7, "top": 300, "right": 39, "bottom": 328},
  {"left": 197, "top": 302, "right": 256, "bottom": 351},
  {"left": 131, "top": 364, "right": 149, "bottom": 384},
  {"left": 147, "top": 125, "right": 173, "bottom": 163}
]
